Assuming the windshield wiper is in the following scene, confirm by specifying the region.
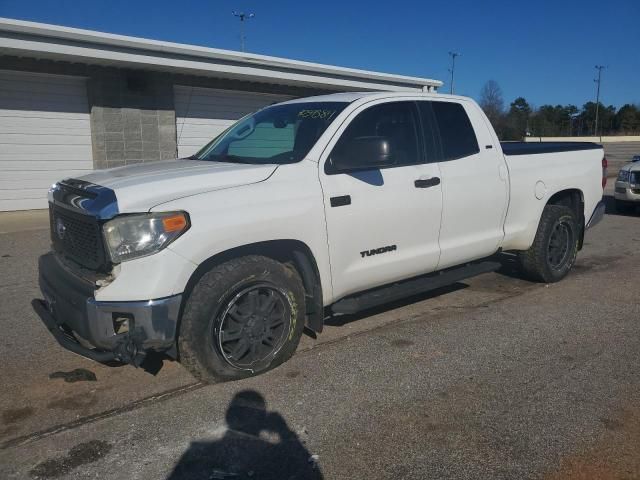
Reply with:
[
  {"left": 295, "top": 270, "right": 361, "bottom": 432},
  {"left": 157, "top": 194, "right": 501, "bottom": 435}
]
[{"left": 204, "top": 155, "right": 260, "bottom": 164}]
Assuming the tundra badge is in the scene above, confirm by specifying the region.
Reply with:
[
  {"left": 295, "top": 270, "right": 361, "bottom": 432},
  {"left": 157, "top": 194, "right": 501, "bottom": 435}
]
[{"left": 360, "top": 245, "right": 397, "bottom": 258}]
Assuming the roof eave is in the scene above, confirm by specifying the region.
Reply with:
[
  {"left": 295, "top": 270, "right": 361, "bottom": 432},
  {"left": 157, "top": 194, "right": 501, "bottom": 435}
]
[{"left": 0, "top": 17, "right": 442, "bottom": 92}]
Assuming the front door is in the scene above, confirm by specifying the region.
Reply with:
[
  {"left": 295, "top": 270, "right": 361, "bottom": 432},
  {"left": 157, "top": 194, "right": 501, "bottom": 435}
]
[{"left": 319, "top": 100, "right": 443, "bottom": 301}]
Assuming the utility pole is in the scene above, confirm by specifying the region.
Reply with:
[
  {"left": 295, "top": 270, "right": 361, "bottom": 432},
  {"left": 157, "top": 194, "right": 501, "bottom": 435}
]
[
  {"left": 448, "top": 52, "right": 460, "bottom": 95},
  {"left": 593, "top": 65, "right": 605, "bottom": 137},
  {"left": 232, "top": 11, "right": 255, "bottom": 52}
]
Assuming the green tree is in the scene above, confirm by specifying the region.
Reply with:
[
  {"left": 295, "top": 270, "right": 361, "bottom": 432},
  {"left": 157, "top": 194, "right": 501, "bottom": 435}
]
[
  {"left": 530, "top": 105, "right": 563, "bottom": 136},
  {"left": 615, "top": 104, "right": 640, "bottom": 133},
  {"left": 579, "top": 102, "right": 617, "bottom": 135},
  {"left": 504, "top": 97, "right": 531, "bottom": 140}
]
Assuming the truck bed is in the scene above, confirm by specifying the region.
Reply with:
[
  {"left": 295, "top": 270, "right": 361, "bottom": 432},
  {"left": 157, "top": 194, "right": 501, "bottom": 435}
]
[
  {"left": 501, "top": 142, "right": 602, "bottom": 156},
  {"left": 500, "top": 140, "right": 604, "bottom": 252}
]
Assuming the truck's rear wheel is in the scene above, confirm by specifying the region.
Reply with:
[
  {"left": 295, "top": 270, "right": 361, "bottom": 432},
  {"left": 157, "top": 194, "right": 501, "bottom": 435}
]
[
  {"left": 179, "top": 255, "right": 306, "bottom": 382},
  {"left": 518, "top": 205, "right": 579, "bottom": 283}
]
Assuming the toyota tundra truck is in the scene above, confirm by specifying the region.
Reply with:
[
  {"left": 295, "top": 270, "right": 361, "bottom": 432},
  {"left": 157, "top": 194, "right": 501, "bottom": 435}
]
[{"left": 34, "top": 92, "right": 607, "bottom": 382}]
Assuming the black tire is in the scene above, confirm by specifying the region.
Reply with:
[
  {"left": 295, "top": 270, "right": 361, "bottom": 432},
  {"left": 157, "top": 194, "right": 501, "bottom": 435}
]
[
  {"left": 518, "top": 205, "right": 579, "bottom": 283},
  {"left": 178, "top": 255, "right": 306, "bottom": 383}
]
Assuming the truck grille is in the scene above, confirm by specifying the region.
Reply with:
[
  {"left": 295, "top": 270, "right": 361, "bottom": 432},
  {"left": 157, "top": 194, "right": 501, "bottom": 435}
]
[{"left": 49, "top": 204, "right": 109, "bottom": 271}]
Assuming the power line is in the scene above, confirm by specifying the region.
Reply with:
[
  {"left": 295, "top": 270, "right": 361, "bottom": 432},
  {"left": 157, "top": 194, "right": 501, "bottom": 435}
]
[
  {"left": 593, "top": 65, "right": 605, "bottom": 136},
  {"left": 232, "top": 11, "right": 255, "bottom": 52},
  {"left": 448, "top": 52, "right": 460, "bottom": 95}
]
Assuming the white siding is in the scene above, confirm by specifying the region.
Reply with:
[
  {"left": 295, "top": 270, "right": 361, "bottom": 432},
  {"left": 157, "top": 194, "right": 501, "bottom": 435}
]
[
  {"left": 0, "top": 70, "right": 92, "bottom": 211},
  {"left": 174, "top": 85, "right": 292, "bottom": 158}
]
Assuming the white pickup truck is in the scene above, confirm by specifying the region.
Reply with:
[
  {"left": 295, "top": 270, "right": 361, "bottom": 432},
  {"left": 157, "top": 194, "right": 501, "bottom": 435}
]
[{"left": 35, "top": 92, "right": 607, "bottom": 382}]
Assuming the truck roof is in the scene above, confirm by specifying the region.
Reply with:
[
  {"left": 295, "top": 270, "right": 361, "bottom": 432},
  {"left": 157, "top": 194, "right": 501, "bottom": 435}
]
[{"left": 280, "top": 91, "right": 468, "bottom": 105}]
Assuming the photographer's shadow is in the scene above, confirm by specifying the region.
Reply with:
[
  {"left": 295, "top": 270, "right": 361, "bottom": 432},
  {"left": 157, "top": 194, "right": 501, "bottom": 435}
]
[{"left": 167, "top": 390, "right": 323, "bottom": 480}]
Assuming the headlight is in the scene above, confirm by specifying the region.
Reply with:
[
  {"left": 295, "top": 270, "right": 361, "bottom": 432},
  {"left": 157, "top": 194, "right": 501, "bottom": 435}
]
[
  {"left": 103, "top": 211, "right": 189, "bottom": 263},
  {"left": 618, "top": 170, "right": 629, "bottom": 182}
]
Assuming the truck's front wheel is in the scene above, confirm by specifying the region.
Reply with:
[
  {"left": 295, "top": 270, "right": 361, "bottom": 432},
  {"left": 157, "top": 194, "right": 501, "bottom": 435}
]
[
  {"left": 518, "top": 204, "right": 579, "bottom": 283},
  {"left": 179, "top": 255, "right": 306, "bottom": 382}
]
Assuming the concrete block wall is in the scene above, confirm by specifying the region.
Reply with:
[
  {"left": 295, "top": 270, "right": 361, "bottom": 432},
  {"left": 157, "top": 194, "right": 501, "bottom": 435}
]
[{"left": 88, "top": 70, "right": 177, "bottom": 169}]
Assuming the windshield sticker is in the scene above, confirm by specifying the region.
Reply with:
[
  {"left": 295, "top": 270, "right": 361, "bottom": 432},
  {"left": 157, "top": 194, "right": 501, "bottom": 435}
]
[{"left": 297, "top": 109, "right": 338, "bottom": 120}]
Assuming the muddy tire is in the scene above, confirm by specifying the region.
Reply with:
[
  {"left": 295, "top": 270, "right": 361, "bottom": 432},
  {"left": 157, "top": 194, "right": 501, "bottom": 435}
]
[
  {"left": 518, "top": 205, "right": 579, "bottom": 283},
  {"left": 178, "top": 255, "right": 306, "bottom": 383}
]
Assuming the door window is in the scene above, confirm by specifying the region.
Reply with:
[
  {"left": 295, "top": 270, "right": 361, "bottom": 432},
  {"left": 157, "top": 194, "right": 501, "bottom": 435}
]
[{"left": 328, "top": 102, "right": 421, "bottom": 173}]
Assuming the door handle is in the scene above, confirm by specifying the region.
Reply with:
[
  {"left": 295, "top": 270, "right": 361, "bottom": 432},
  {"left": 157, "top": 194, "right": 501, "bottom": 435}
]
[
  {"left": 414, "top": 177, "right": 441, "bottom": 188},
  {"left": 330, "top": 195, "right": 351, "bottom": 207}
]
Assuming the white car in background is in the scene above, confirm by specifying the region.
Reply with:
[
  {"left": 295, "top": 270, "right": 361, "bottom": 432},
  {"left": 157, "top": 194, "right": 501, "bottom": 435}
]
[{"left": 614, "top": 158, "right": 640, "bottom": 212}]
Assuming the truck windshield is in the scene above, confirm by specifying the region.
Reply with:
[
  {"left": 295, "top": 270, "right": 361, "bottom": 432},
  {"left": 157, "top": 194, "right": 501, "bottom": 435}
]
[{"left": 192, "top": 102, "right": 348, "bottom": 164}]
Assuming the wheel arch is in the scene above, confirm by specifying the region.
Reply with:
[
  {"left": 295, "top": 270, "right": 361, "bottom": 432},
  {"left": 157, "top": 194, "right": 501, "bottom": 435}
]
[
  {"left": 545, "top": 188, "right": 585, "bottom": 249},
  {"left": 181, "top": 239, "right": 325, "bottom": 334}
]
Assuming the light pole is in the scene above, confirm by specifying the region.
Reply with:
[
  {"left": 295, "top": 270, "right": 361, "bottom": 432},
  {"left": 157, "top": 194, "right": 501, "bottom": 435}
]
[
  {"left": 448, "top": 52, "right": 460, "bottom": 95},
  {"left": 593, "top": 65, "right": 605, "bottom": 137},
  {"left": 232, "top": 11, "right": 255, "bottom": 52}
]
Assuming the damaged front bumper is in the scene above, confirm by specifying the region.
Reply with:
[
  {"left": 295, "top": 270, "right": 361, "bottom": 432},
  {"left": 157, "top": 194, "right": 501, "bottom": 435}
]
[{"left": 34, "top": 252, "right": 181, "bottom": 365}]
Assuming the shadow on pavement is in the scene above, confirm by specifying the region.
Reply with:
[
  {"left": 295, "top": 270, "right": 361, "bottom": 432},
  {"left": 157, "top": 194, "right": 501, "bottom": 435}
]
[
  {"left": 604, "top": 194, "right": 639, "bottom": 217},
  {"left": 492, "top": 251, "right": 529, "bottom": 280},
  {"left": 167, "top": 390, "right": 322, "bottom": 480}
]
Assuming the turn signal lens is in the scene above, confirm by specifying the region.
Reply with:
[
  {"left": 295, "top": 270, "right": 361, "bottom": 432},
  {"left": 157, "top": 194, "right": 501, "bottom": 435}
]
[{"left": 162, "top": 214, "right": 188, "bottom": 233}]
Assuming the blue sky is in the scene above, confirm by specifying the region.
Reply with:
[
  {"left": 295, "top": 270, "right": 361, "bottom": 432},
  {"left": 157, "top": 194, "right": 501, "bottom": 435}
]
[{"left": 1, "top": 0, "right": 638, "bottom": 109}]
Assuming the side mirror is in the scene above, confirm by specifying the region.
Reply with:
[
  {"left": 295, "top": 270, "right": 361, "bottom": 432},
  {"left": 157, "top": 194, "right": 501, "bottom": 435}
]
[{"left": 331, "top": 136, "right": 396, "bottom": 172}]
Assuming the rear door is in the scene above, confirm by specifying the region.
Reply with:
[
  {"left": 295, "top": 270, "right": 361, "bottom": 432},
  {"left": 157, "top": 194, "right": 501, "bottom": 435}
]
[
  {"left": 418, "top": 100, "right": 508, "bottom": 269},
  {"left": 319, "top": 100, "right": 443, "bottom": 301}
]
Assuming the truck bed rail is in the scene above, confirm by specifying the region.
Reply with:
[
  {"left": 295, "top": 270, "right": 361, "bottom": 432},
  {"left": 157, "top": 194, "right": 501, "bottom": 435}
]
[{"left": 501, "top": 142, "right": 602, "bottom": 156}]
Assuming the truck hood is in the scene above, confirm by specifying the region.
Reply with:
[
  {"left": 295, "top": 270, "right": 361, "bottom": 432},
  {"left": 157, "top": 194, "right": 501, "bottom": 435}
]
[{"left": 77, "top": 160, "right": 277, "bottom": 212}]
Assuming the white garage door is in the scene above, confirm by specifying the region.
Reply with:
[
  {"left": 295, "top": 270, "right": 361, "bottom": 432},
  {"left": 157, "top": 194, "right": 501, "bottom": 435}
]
[
  {"left": 0, "top": 70, "right": 93, "bottom": 211},
  {"left": 174, "top": 85, "right": 292, "bottom": 158}
]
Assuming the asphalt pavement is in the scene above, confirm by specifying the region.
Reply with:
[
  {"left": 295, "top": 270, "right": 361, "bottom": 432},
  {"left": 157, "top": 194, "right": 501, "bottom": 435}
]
[{"left": 1, "top": 188, "right": 639, "bottom": 479}]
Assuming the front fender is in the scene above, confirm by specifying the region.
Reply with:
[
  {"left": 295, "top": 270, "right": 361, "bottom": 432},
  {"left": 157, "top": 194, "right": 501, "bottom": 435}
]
[{"left": 155, "top": 161, "right": 333, "bottom": 304}]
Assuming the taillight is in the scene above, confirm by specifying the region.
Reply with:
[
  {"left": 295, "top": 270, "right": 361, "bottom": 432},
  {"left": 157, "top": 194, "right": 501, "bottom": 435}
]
[{"left": 602, "top": 156, "right": 608, "bottom": 189}]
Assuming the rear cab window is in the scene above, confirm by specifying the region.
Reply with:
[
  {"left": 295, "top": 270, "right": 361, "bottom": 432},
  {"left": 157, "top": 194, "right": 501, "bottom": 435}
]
[{"left": 419, "top": 101, "right": 480, "bottom": 162}]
